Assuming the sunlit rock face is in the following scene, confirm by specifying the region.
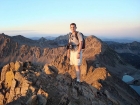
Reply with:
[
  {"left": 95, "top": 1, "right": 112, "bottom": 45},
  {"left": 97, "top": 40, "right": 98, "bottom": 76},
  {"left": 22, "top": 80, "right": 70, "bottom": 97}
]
[
  {"left": 0, "top": 33, "right": 137, "bottom": 78},
  {"left": 0, "top": 33, "right": 140, "bottom": 105},
  {"left": 0, "top": 61, "right": 139, "bottom": 105}
]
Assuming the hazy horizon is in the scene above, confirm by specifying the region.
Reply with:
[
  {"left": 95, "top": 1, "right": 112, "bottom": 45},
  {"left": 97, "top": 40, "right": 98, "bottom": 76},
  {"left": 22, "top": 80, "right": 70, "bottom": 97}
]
[
  {"left": 1, "top": 32, "right": 140, "bottom": 43},
  {"left": 0, "top": 0, "right": 140, "bottom": 39}
]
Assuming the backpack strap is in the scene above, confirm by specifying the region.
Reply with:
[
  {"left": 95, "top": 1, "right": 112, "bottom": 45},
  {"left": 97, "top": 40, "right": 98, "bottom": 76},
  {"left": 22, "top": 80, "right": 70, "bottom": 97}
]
[
  {"left": 75, "top": 31, "right": 79, "bottom": 41},
  {"left": 75, "top": 32, "right": 85, "bottom": 48},
  {"left": 75, "top": 31, "right": 83, "bottom": 41},
  {"left": 68, "top": 32, "right": 72, "bottom": 43}
]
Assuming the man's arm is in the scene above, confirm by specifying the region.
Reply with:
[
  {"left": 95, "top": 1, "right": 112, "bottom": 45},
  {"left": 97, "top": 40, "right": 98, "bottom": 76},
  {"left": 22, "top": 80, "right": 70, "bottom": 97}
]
[
  {"left": 77, "top": 32, "right": 83, "bottom": 53},
  {"left": 77, "top": 41, "right": 83, "bottom": 59},
  {"left": 67, "top": 33, "right": 71, "bottom": 58},
  {"left": 67, "top": 49, "right": 70, "bottom": 54},
  {"left": 77, "top": 41, "right": 83, "bottom": 53},
  {"left": 67, "top": 49, "right": 70, "bottom": 58}
]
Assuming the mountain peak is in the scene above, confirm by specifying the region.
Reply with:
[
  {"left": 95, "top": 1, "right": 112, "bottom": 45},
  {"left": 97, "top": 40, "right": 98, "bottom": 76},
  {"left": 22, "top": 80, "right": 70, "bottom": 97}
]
[{"left": 38, "top": 37, "right": 47, "bottom": 41}]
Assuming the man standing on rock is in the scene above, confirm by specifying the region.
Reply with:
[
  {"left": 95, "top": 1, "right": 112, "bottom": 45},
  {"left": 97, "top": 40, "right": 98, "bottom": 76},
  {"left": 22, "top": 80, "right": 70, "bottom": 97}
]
[{"left": 67, "top": 23, "right": 83, "bottom": 83}]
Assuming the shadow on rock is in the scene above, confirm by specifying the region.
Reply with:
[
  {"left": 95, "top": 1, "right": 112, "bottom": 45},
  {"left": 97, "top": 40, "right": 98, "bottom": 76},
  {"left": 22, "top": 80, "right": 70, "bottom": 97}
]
[{"left": 0, "top": 60, "right": 140, "bottom": 105}]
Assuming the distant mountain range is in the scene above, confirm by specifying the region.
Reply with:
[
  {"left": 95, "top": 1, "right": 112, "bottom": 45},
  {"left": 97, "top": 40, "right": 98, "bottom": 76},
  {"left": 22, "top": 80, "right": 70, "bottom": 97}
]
[
  {"left": 29, "top": 36, "right": 56, "bottom": 40},
  {"left": 105, "top": 41, "right": 140, "bottom": 69},
  {"left": 101, "top": 38, "right": 140, "bottom": 43},
  {"left": 28, "top": 36, "right": 140, "bottom": 43}
]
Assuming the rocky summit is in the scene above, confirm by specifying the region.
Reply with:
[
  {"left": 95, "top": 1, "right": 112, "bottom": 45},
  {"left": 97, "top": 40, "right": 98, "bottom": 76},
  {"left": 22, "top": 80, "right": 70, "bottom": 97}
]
[
  {"left": 0, "top": 60, "right": 140, "bottom": 105},
  {"left": 0, "top": 33, "right": 140, "bottom": 105}
]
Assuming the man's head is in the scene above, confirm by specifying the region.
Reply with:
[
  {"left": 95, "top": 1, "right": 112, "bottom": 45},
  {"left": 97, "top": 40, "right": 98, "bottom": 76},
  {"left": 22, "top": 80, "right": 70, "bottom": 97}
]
[{"left": 70, "top": 23, "right": 77, "bottom": 33}]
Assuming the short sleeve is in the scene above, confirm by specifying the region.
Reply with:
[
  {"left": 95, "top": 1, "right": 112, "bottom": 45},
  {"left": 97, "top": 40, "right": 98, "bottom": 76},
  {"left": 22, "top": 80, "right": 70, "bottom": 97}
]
[{"left": 77, "top": 32, "right": 83, "bottom": 42}]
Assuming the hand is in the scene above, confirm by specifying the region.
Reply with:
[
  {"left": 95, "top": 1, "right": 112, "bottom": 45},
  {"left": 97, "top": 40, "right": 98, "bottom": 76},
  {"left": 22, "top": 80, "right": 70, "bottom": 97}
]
[{"left": 77, "top": 53, "right": 80, "bottom": 59}]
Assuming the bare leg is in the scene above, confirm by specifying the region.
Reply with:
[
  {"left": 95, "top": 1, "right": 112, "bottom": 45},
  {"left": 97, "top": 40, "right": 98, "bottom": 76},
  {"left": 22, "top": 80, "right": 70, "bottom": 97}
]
[{"left": 74, "top": 65, "right": 81, "bottom": 82}]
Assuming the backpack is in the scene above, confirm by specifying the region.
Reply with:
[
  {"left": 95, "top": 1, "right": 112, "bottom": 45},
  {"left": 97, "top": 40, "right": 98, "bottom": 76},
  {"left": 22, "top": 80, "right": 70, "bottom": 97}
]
[{"left": 68, "top": 32, "right": 85, "bottom": 49}]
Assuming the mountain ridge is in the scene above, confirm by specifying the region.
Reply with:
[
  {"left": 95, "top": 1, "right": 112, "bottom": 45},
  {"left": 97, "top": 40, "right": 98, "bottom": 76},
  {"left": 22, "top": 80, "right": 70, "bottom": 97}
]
[
  {"left": 0, "top": 33, "right": 138, "bottom": 78},
  {"left": 0, "top": 33, "right": 140, "bottom": 104}
]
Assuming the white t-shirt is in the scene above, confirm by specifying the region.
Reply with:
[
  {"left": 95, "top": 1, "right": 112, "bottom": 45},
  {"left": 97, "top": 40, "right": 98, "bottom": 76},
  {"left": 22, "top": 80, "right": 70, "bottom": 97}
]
[{"left": 68, "top": 31, "right": 83, "bottom": 46}]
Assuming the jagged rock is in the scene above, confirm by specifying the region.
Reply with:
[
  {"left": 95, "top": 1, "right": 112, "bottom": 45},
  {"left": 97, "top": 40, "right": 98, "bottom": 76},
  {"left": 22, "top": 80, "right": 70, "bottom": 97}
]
[
  {"left": 91, "top": 101, "right": 100, "bottom": 105},
  {"left": 0, "top": 81, "right": 2, "bottom": 89},
  {"left": 0, "top": 61, "right": 140, "bottom": 105},
  {"left": 37, "top": 94, "right": 47, "bottom": 105},
  {"left": 35, "top": 47, "right": 41, "bottom": 58},
  {"left": 104, "top": 90, "right": 119, "bottom": 104},
  {"left": 71, "top": 88, "right": 78, "bottom": 99},
  {"left": 1, "top": 64, "right": 10, "bottom": 82},
  {"left": 26, "top": 95, "right": 37, "bottom": 105},
  {"left": 29, "top": 86, "right": 36, "bottom": 93},
  {"left": 80, "top": 59, "right": 87, "bottom": 76},
  {"left": 58, "top": 94, "right": 69, "bottom": 105},
  {"left": 85, "top": 67, "right": 110, "bottom": 89},
  {"left": 1, "top": 34, "right": 136, "bottom": 79},
  {"left": 63, "top": 73, "right": 72, "bottom": 85},
  {"left": 20, "top": 78, "right": 29, "bottom": 96},
  {"left": 0, "top": 93, "right": 4, "bottom": 105},
  {"left": 15, "top": 87, "right": 20, "bottom": 96},
  {"left": 35, "top": 72, "right": 41, "bottom": 77},
  {"left": 80, "top": 85, "right": 95, "bottom": 101},
  {"left": 43, "top": 64, "right": 53, "bottom": 74},
  {"left": 37, "top": 88, "right": 49, "bottom": 99},
  {"left": 5, "top": 92, "right": 9, "bottom": 102},
  {"left": 43, "top": 48, "right": 49, "bottom": 56},
  {"left": 15, "top": 61, "right": 23, "bottom": 71},
  {"left": 26, "top": 94, "right": 47, "bottom": 105},
  {"left": 43, "top": 64, "right": 58, "bottom": 75},
  {"left": 23, "top": 61, "right": 32, "bottom": 68},
  {"left": 35, "top": 80, "right": 41, "bottom": 88},
  {"left": 14, "top": 72, "right": 23, "bottom": 83},
  {"left": 88, "top": 85, "right": 98, "bottom": 96},
  {"left": 26, "top": 72, "right": 36, "bottom": 85},
  {"left": 5, "top": 70, "right": 14, "bottom": 88},
  {"left": 7, "top": 79, "right": 16, "bottom": 103},
  {"left": 68, "top": 101, "right": 79, "bottom": 105},
  {"left": 49, "top": 65, "right": 58, "bottom": 74},
  {"left": 56, "top": 74, "right": 65, "bottom": 82},
  {"left": 10, "top": 62, "right": 15, "bottom": 71}
]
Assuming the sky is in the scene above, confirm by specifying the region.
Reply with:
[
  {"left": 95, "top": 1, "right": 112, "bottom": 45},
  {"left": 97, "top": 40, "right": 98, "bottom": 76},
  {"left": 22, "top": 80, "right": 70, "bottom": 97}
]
[{"left": 0, "top": 0, "right": 140, "bottom": 39}]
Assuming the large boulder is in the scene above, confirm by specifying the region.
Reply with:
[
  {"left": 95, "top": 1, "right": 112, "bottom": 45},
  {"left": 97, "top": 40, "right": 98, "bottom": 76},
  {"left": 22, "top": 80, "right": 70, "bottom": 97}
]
[{"left": 5, "top": 70, "right": 14, "bottom": 88}]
